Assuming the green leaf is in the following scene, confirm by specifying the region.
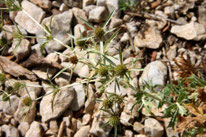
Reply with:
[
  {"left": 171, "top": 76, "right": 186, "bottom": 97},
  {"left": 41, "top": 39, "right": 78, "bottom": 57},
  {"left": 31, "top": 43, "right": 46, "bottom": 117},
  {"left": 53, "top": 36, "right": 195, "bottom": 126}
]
[
  {"left": 177, "top": 91, "right": 186, "bottom": 103},
  {"left": 79, "top": 17, "right": 94, "bottom": 29},
  {"left": 104, "top": 9, "right": 116, "bottom": 28},
  {"left": 40, "top": 42, "right": 47, "bottom": 56},
  {"left": 176, "top": 103, "right": 187, "bottom": 116},
  {"left": 52, "top": 67, "right": 68, "bottom": 80}
]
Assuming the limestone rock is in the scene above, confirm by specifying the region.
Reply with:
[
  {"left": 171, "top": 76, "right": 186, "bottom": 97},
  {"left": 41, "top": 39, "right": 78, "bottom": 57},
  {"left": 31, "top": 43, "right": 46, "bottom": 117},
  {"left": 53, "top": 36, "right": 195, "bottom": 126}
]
[
  {"left": 134, "top": 26, "right": 162, "bottom": 49},
  {"left": 15, "top": 0, "right": 46, "bottom": 34},
  {"left": 72, "top": 7, "right": 88, "bottom": 25},
  {"left": 74, "top": 24, "right": 87, "bottom": 39},
  {"left": 171, "top": 22, "right": 206, "bottom": 41},
  {"left": 32, "top": 67, "right": 57, "bottom": 80},
  {"left": 18, "top": 122, "right": 30, "bottom": 137},
  {"left": 74, "top": 125, "right": 90, "bottom": 137},
  {"left": 30, "top": 0, "right": 52, "bottom": 9},
  {"left": 144, "top": 118, "right": 164, "bottom": 137},
  {"left": 70, "top": 83, "right": 86, "bottom": 111},
  {"left": 36, "top": 10, "right": 73, "bottom": 53},
  {"left": 40, "top": 87, "right": 75, "bottom": 122},
  {"left": 1, "top": 95, "right": 19, "bottom": 115},
  {"left": 89, "top": 6, "right": 107, "bottom": 23},
  {"left": 1, "top": 125, "right": 19, "bottom": 137},
  {"left": 25, "top": 121, "right": 43, "bottom": 137},
  {"left": 198, "top": 5, "right": 206, "bottom": 29},
  {"left": 139, "top": 61, "right": 167, "bottom": 89}
]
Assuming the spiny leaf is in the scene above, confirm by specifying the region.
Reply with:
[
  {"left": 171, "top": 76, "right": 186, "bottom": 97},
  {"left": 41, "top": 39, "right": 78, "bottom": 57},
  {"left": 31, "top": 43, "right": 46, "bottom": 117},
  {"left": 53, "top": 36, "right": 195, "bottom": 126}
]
[{"left": 79, "top": 17, "right": 94, "bottom": 29}]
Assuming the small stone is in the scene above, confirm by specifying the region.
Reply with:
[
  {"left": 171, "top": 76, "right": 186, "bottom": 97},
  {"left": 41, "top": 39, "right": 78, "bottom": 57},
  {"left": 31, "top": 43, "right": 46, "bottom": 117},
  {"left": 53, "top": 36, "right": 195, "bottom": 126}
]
[
  {"left": 45, "top": 52, "right": 60, "bottom": 63},
  {"left": 167, "top": 44, "right": 177, "bottom": 61},
  {"left": 18, "top": 122, "right": 30, "bottom": 137},
  {"left": 52, "top": 1, "right": 61, "bottom": 7},
  {"left": 49, "top": 120, "right": 58, "bottom": 134},
  {"left": 139, "top": 61, "right": 167, "bottom": 89},
  {"left": 10, "top": 118, "right": 18, "bottom": 127},
  {"left": 134, "top": 135, "right": 147, "bottom": 137},
  {"left": 30, "top": 0, "right": 52, "bottom": 9},
  {"left": 120, "top": 33, "right": 129, "bottom": 43},
  {"left": 144, "top": 118, "right": 164, "bottom": 137},
  {"left": 70, "top": 83, "right": 86, "bottom": 111},
  {"left": 83, "top": 0, "right": 94, "bottom": 8},
  {"left": 84, "top": 85, "right": 95, "bottom": 113},
  {"left": 89, "top": 6, "right": 107, "bottom": 23},
  {"left": 133, "top": 122, "right": 144, "bottom": 134},
  {"left": 81, "top": 113, "right": 91, "bottom": 126},
  {"left": 40, "top": 87, "right": 75, "bottom": 122},
  {"left": 109, "top": 17, "right": 123, "bottom": 29},
  {"left": 106, "top": 0, "right": 119, "bottom": 14},
  {"left": 72, "top": 7, "right": 88, "bottom": 25},
  {"left": 2, "top": 125, "right": 19, "bottom": 137},
  {"left": 14, "top": 93, "right": 37, "bottom": 123},
  {"left": 63, "top": 110, "right": 73, "bottom": 127},
  {"left": 164, "top": 6, "right": 175, "bottom": 16},
  {"left": 164, "top": 118, "right": 179, "bottom": 137},
  {"left": 9, "top": 11, "right": 17, "bottom": 21},
  {"left": 63, "top": 0, "right": 79, "bottom": 7},
  {"left": 83, "top": 5, "right": 96, "bottom": 16},
  {"left": 97, "top": 0, "right": 106, "bottom": 6},
  {"left": 74, "top": 125, "right": 90, "bottom": 137},
  {"left": 74, "top": 24, "right": 87, "bottom": 39},
  {"left": 1, "top": 95, "right": 19, "bottom": 115},
  {"left": 134, "top": 26, "right": 162, "bottom": 49},
  {"left": 55, "top": 72, "right": 71, "bottom": 87},
  {"left": 10, "top": 39, "right": 30, "bottom": 61},
  {"left": 59, "top": 3, "right": 68, "bottom": 12},
  {"left": 25, "top": 121, "right": 43, "bottom": 137},
  {"left": 171, "top": 22, "right": 206, "bottom": 41},
  {"left": 126, "top": 21, "right": 139, "bottom": 37},
  {"left": 31, "top": 44, "right": 45, "bottom": 56},
  {"left": 32, "top": 67, "right": 57, "bottom": 80},
  {"left": 125, "top": 130, "right": 133, "bottom": 137},
  {"left": 66, "top": 128, "right": 74, "bottom": 137},
  {"left": 36, "top": 10, "right": 72, "bottom": 53},
  {"left": 198, "top": 6, "right": 206, "bottom": 29},
  {"left": 15, "top": 0, "right": 46, "bottom": 34},
  {"left": 120, "top": 112, "right": 134, "bottom": 126}
]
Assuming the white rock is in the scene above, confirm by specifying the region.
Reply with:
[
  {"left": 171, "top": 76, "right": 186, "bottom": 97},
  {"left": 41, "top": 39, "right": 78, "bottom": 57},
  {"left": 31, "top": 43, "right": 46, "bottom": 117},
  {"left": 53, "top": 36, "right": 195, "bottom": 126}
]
[
  {"left": 63, "top": 110, "right": 73, "bottom": 127},
  {"left": 15, "top": 0, "right": 46, "bottom": 34},
  {"left": 125, "top": 130, "right": 133, "bottom": 137},
  {"left": 106, "top": 0, "right": 119, "bottom": 13},
  {"left": 40, "top": 87, "right": 75, "bottom": 122},
  {"left": 25, "top": 121, "right": 42, "bottom": 137},
  {"left": 74, "top": 24, "right": 87, "bottom": 39},
  {"left": 198, "top": 6, "right": 206, "bottom": 29},
  {"left": 134, "top": 135, "right": 147, "bottom": 137},
  {"left": 83, "top": 5, "right": 96, "bottom": 16},
  {"left": 139, "top": 61, "right": 167, "bottom": 88},
  {"left": 89, "top": 6, "right": 107, "bottom": 23},
  {"left": 63, "top": 0, "right": 79, "bottom": 7},
  {"left": 72, "top": 7, "right": 88, "bottom": 25},
  {"left": 134, "top": 26, "right": 162, "bottom": 49},
  {"left": 81, "top": 113, "right": 91, "bottom": 125},
  {"left": 59, "top": 3, "right": 68, "bottom": 12},
  {"left": 167, "top": 44, "right": 177, "bottom": 61},
  {"left": 2, "top": 125, "right": 19, "bottom": 137},
  {"left": 45, "top": 52, "right": 60, "bottom": 63},
  {"left": 97, "top": 0, "right": 106, "bottom": 6},
  {"left": 83, "top": 0, "right": 94, "bottom": 8},
  {"left": 10, "top": 39, "right": 30, "bottom": 61},
  {"left": 126, "top": 21, "right": 139, "bottom": 37},
  {"left": 30, "top": 0, "right": 52, "bottom": 9},
  {"left": 18, "top": 122, "right": 30, "bottom": 136},
  {"left": 164, "top": 6, "right": 175, "bottom": 15},
  {"left": 32, "top": 67, "right": 57, "bottom": 80},
  {"left": 133, "top": 122, "right": 144, "bottom": 134},
  {"left": 1, "top": 95, "right": 19, "bottom": 115},
  {"left": 9, "top": 11, "right": 17, "bottom": 21},
  {"left": 49, "top": 120, "right": 58, "bottom": 134},
  {"left": 120, "top": 32, "right": 129, "bottom": 43},
  {"left": 36, "top": 10, "right": 73, "bottom": 53},
  {"left": 109, "top": 17, "right": 123, "bottom": 29},
  {"left": 74, "top": 125, "right": 90, "bottom": 137},
  {"left": 14, "top": 93, "right": 37, "bottom": 123},
  {"left": 70, "top": 83, "right": 86, "bottom": 111},
  {"left": 144, "top": 118, "right": 164, "bottom": 137},
  {"left": 120, "top": 112, "right": 134, "bottom": 126},
  {"left": 55, "top": 72, "right": 71, "bottom": 87},
  {"left": 85, "top": 85, "right": 95, "bottom": 113},
  {"left": 5, "top": 79, "right": 42, "bottom": 97},
  {"left": 66, "top": 128, "right": 74, "bottom": 137},
  {"left": 171, "top": 22, "right": 206, "bottom": 40}
]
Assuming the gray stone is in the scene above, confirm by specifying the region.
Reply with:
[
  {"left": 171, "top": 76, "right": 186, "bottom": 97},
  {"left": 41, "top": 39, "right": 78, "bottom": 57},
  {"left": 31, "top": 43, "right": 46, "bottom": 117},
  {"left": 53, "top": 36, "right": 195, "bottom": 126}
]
[
  {"left": 167, "top": 44, "right": 177, "bottom": 61},
  {"left": 89, "top": 6, "right": 107, "bottom": 23},
  {"left": 25, "top": 121, "right": 42, "bottom": 137},
  {"left": 72, "top": 7, "right": 88, "bottom": 25},
  {"left": 15, "top": 0, "right": 46, "bottom": 34},
  {"left": 14, "top": 93, "right": 37, "bottom": 123},
  {"left": 198, "top": 6, "right": 206, "bottom": 29},
  {"left": 81, "top": 113, "right": 91, "bottom": 126},
  {"left": 40, "top": 87, "right": 75, "bottom": 122},
  {"left": 74, "top": 125, "right": 90, "bottom": 137},
  {"left": 120, "top": 33, "right": 129, "bottom": 43},
  {"left": 97, "top": 0, "right": 106, "bottom": 6},
  {"left": 139, "top": 61, "right": 167, "bottom": 88},
  {"left": 36, "top": 10, "right": 73, "bottom": 53},
  {"left": 1, "top": 95, "right": 19, "bottom": 115},
  {"left": 83, "top": 0, "right": 94, "bottom": 8},
  {"left": 106, "top": 0, "right": 119, "bottom": 13},
  {"left": 32, "top": 67, "right": 57, "bottom": 80},
  {"left": 134, "top": 26, "right": 162, "bottom": 49},
  {"left": 70, "top": 83, "right": 86, "bottom": 111},
  {"left": 85, "top": 85, "right": 95, "bottom": 113},
  {"left": 125, "top": 130, "right": 133, "bottom": 137},
  {"left": 10, "top": 39, "right": 30, "bottom": 61},
  {"left": 45, "top": 52, "right": 60, "bottom": 63},
  {"left": 109, "top": 17, "right": 123, "bottom": 29},
  {"left": 83, "top": 5, "right": 96, "bottom": 16},
  {"left": 144, "top": 118, "right": 164, "bottom": 137},
  {"left": 30, "top": 0, "right": 52, "bottom": 9},
  {"left": 55, "top": 72, "right": 71, "bottom": 87},
  {"left": 74, "top": 24, "right": 87, "bottom": 39},
  {"left": 133, "top": 122, "right": 144, "bottom": 134},
  {"left": 2, "top": 125, "right": 19, "bottom": 137},
  {"left": 171, "top": 22, "right": 206, "bottom": 40},
  {"left": 18, "top": 122, "right": 30, "bottom": 137}
]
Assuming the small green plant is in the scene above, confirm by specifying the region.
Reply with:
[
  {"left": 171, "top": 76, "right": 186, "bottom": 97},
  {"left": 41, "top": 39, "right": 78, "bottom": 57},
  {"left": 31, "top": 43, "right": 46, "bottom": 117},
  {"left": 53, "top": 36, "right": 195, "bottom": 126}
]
[{"left": 120, "top": 0, "right": 139, "bottom": 12}]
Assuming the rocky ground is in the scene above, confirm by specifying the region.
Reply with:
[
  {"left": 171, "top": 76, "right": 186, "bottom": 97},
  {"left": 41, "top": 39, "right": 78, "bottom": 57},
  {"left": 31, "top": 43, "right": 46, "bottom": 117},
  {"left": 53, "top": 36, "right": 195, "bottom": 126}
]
[{"left": 0, "top": 0, "right": 206, "bottom": 137}]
